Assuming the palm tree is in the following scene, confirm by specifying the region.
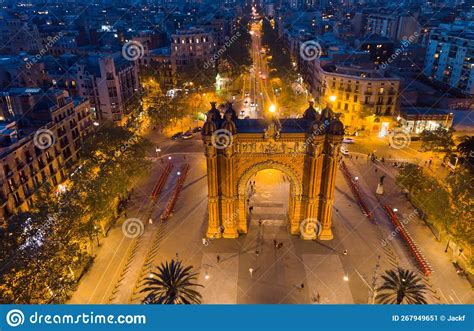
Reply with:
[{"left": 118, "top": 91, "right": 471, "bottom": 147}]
[
  {"left": 376, "top": 268, "right": 427, "bottom": 304},
  {"left": 140, "top": 260, "right": 203, "bottom": 304}
]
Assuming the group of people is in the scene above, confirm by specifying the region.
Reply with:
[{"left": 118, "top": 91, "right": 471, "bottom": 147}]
[{"left": 273, "top": 240, "right": 284, "bottom": 249}]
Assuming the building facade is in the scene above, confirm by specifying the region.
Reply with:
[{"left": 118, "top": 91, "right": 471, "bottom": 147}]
[
  {"left": 74, "top": 55, "right": 140, "bottom": 122},
  {"left": 423, "top": 23, "right": 474, "bottom": 96},
  {"left": 313, "top": 63, "right": 401, "bottom": 135},
  {"left": 0, "top": 89, "right": 93, "bottom": 223},
  {"left": 171, "top": 28, "right": 216, "bottom": 75}
]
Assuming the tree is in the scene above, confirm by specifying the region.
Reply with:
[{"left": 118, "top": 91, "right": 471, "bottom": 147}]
[
  {"left": 376, "top": 268, "right": 427, "bottom": 304},
  {"left": 141, "top": 260, "right": 203, "bottom": 304},
  {"left": 420, "top": 127, "right": 455, "bottom": 152},
  {"left": 444, "top": 167, "right": 474, "bottom": 248},
  {"left": 457, "top": 136, "right": 474, "bottom": 170}
]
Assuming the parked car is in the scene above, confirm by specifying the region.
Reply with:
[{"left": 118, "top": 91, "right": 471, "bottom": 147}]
[
  {"left": 171, "top": 132, "right": 183, "bottom": 140},
  {"left": 192, "top": 127, "right": 202, "bottom": 133},
  {"left": 182, "top": 131, "right": 194, "bottom": 140},
  {"left": 340, "top": 147, "right": 350, "bottom": 156},
  {"left": 342, "top": 137, "right": 355, "bottom": 144}
]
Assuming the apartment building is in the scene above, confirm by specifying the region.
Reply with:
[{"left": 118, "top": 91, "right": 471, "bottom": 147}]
[
  {"left": 73, "top": 55, "right": 140, "bottom": 122},
  {"left": 365, "top": 12, "right": 419, "bottom": 41},
  {"left": 0, "top": 12, "right": 41, "bottom": 54},
  {"left": 171, "top": 28, "right": 216, "bottom": 75},
  {"left": 313, "top": 62, "right": 401, "bottom": 135},
  {"left": 423, "top": 22, "right": 474, "bottom": 96},
  {"left": 0, "top": 89, "right": 93, "bottom": 223}
]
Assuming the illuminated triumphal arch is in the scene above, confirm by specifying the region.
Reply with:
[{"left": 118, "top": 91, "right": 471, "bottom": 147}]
[{"left": 201, "top": 102, "right": 344, "bottom": 240}]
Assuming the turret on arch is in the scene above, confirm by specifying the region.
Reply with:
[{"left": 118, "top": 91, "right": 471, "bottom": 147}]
[{"left": 201, "top": 102, "right": 344, "bottom": 240}]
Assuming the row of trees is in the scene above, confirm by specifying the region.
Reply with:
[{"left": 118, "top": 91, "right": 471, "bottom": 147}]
[
  {"left": 397, "top": 163, "right": 473, "bottom": 267},
  {"left": 0, "top": 125, "right": 151, "bottom": 303}
]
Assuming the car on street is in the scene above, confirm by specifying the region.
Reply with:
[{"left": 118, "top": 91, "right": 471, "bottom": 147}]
[
  {"left": 341, "top": 147, "right": 349, "bottom": 156},
  {"left": 342, "top": 137, "right": 355, "bottom": 144},
  {"left": 171, "top": 132, "right": 183, "bottom": 140},
  {"left": 192, "top": 127, "right": 202, "bottom": 133},
  {"left": 182, "top": 131, "right": 194, "bottom": 140}
]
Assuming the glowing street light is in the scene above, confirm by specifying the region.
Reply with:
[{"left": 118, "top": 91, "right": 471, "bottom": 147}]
[
  {"left": 329, "top": 95, "right": 337, "bottom": 102},
  {"left": 269, "top": 104, "right": 276, "bottom": 113},
  {"left": 343, "top": 275, "right": 349, "bottom": 282}
]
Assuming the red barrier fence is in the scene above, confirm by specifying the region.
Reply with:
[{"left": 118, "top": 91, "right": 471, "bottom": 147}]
[
  {"left": 339, "top": 161, "right": 374, "bottom": 222},
  {"left": 382, "top": 204, "right": 433, "bottom": 276},
  {"left": 150, "top": 162, "right": 173, "bottom": 200},
  {"left": 160, "top": 163, "right": 190, "bottom": 221}
]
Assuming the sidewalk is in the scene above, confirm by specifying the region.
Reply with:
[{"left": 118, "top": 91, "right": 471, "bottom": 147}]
[{"left": 346, "top": 158, "right": 473, "bottom": 304}]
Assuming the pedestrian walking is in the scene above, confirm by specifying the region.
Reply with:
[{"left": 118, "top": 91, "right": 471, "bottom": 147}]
[
  {"left": 249, "top": 206, "right": 254, "bottom": 213},
  {"left": 149, "top": 218, "right": 153, "bottom": 224},
  {"left": 343, "top": 249, "right": 348, "bottom": 256},
  {"left": 374, "top": 168, "right": 378, "bottom": 173},
  {"left": 273, "top": 240, "right": 277, "bottom": 248},
  {"left": 216, "top": 255, "right": 220, "bottom": 264},
  {"left": 300, "top": 283, "right": 305, "bottom": 289},
  {"left": 388, "top": 142, "right": 391, "bottom": 148},
  {"left": 255, "top": 250, "right": 259, "bottom": 256},
  {"left": 176, "top": 252, "right": 179, "bottom": 259},
  {"left": 258, "top": 219, "right": 262, "bottom": 226},
  {"left": 249, "top": 267, "right": 254, "bottom": 277}
]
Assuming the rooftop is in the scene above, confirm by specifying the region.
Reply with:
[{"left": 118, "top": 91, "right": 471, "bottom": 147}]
[{"left": 236, "top": 118, "right": 313, "bottom": 134}]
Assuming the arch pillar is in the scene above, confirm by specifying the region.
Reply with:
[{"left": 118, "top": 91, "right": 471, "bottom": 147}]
[{"left": 318, "top": 135, "right": 342, "bottom": 240}]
